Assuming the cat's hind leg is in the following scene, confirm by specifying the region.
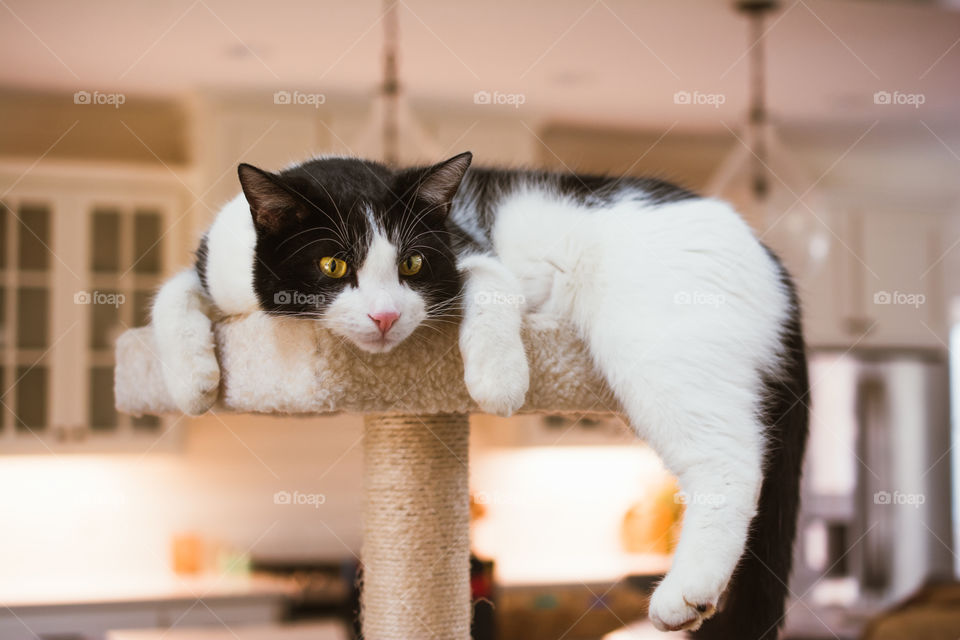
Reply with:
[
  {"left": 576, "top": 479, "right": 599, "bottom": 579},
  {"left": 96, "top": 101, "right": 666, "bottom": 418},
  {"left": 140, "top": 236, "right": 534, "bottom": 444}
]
[
  {"left": 643, "top": 409, "right": 764, "bottom": 632},
  {"left": 588, "top": 326, "right": 767, "bottom": 632},
  {"left": 151, "top": 269, "right": 221, "bottom": 415}
]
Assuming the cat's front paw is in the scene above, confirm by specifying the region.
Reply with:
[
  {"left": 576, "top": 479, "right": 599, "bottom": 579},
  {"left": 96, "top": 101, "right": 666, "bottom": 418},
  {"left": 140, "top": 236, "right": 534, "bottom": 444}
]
[
  {"left": 648, "top": 568, "right": 726, "bottom": 632},
  {"left": 462, "top": 332, "right": 529, "bottom": 417},
  {"left": 164, "top": 347, "right": 221, "bottom": 416}
]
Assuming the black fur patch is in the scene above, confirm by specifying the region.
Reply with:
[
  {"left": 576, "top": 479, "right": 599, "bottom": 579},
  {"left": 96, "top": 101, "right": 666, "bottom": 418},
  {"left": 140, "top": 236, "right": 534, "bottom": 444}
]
[
  {"left": 195, "top": 233, "right": 209, "bottom": 293},
  {"left": 451, "top": 167, "right": 698, "bottom": 246}
]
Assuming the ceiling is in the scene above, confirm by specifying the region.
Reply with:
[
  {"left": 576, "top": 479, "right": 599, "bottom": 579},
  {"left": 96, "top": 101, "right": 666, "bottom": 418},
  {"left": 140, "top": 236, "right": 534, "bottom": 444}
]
[{"left": 0, "top": 0, "right": 958, "bottom": 135}]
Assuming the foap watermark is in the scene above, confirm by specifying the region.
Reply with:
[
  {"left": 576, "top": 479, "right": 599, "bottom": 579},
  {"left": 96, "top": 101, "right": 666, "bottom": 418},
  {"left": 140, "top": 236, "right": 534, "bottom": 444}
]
[
  {"left": 874, "top": 490, "right": 925, "bottom": 508},
  {"left": 274, "top": 490, "right": 326, "bottom": 509},
  {"left": 74, "top": 290, "right": 125, "bottom": 308},
  {"left": 473, "top": 90, "right": 526, "bottom": 108},
  {"left": 673, "top": 290, "right": 726, "bottom": 308},
  {"left": 275, "top": 290, "right": 326, "bottom": 306},
  {"left": 873, "top": 290, "right": 925, "bottom": 309},
  {"left": 673, "top": 90, "right": 725, "bottom": 108},
  {"left": 675, "top": 491, "right": 726, "bottom": 506},
  {"left": 274, "top": 90, "right": 326, "bottom": 108},
  {"left": 74, "top": 90, "right": 126, "bottom": 108},
  {"left": 474, "top": 291, "right": 526, "bottom": 307},
  {"left": 873, "top": 90, "right": 925, "bottom": 109}
]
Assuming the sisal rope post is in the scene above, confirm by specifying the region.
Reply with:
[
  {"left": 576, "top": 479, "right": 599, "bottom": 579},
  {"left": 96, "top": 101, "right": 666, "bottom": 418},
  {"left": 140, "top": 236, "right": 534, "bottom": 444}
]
[{"left": 361, "top": 413, "right": 472, "bottom": 640}]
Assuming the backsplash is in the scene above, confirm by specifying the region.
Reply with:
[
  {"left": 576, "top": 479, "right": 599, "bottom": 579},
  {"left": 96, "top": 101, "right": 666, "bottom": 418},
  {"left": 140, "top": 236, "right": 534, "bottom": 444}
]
[{"left": 0, "top": 414, "right": 366, "bottom": 586}]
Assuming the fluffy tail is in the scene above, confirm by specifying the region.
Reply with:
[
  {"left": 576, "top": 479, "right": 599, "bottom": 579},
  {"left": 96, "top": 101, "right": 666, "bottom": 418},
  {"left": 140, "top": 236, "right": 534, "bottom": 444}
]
[{"left": 691, "top": 263, "right": 810, "bottom": 640}]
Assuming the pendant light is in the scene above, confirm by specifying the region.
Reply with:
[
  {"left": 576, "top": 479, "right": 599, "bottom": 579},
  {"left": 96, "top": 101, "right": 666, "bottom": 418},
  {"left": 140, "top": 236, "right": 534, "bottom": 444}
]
[
  {"left": 351, "top": 0, "right": 444, "bottom": 165},
  {"left": 708, "top": 0, "right": 832, "bottom": 280}
]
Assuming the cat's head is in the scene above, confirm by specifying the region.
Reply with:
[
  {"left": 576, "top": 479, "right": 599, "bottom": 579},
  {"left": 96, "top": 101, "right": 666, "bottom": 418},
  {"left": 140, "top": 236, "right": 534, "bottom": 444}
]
[{"left": 238, "top": 152, "right": 471, "bottom": 353}]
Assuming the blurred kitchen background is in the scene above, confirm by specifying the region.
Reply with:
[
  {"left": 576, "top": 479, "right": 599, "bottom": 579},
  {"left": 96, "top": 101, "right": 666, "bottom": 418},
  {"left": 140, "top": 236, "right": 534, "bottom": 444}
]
[{"left": 0, "top": 0, "right": 958, "bottom": 639}]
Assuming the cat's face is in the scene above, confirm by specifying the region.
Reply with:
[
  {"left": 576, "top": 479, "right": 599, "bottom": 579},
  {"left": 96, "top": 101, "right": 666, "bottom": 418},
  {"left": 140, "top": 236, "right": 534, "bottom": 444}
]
[{"left": 238, "top": 153, "right": 471, "bottom": 353}]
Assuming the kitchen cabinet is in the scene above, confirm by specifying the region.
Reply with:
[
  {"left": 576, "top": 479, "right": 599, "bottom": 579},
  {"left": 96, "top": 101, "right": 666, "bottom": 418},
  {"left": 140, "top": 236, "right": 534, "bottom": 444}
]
[
  {"left": 0, "top": 161, "right": 188, "bottom": 453},
  {"left": 496, "top": 580, "right": 653, "bottom": 640},
  {"left": 940, "top": 212, "right": 960, "bottom": 322},
  {"left": 783, "top": 208, "right": 948, "bottom": 349},
  {"left": 855, "top": 210, "right": 946, "bottom": 347}
]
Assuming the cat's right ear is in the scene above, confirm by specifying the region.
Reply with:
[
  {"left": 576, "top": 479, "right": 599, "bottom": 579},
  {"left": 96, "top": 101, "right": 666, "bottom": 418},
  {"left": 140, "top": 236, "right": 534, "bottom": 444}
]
[{"left": 238, "top": 163, "right": 300, "bottom": 234}]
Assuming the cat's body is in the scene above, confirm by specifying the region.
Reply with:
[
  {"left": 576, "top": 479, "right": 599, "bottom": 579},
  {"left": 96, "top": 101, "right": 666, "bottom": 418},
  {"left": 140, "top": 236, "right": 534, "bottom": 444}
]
[{"left": 152, "top": 153, "right": 808, "bottom": 639}]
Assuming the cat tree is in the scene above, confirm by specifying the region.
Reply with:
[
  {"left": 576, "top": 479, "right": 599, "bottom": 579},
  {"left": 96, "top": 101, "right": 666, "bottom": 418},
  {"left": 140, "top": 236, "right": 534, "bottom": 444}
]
[{"left": 114, "top": 313, "right": 617, "bottom": 639}]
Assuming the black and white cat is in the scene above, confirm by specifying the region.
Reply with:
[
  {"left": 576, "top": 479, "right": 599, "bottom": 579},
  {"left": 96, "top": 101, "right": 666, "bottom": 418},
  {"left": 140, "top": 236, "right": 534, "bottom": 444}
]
[{"left": 151, "top": 152, "right": 808, "bottom": 638}]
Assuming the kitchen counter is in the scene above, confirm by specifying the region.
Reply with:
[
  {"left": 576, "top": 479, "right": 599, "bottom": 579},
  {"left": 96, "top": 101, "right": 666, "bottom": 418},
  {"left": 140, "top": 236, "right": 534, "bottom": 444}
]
[
  {"left": 604, "top": 619, "right": 687, "bottom": 639},
  {"left": 0, "top": 573, "right": 298, "bottom": 609},
  {"left": 108, "top": 621, "right": 350, "bottom": 640},
  {"left": 494, "top": 552, "right": 672, "bottom": 588}
]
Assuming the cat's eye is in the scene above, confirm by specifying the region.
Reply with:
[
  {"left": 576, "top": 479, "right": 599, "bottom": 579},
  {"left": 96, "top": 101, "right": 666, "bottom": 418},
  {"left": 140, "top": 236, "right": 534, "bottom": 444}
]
[
  {"left": 319, "top": 256, "right": 348, "bottom": 279},
  {"left": 399, "top": 253, "right": 423, "bottom": 276}
]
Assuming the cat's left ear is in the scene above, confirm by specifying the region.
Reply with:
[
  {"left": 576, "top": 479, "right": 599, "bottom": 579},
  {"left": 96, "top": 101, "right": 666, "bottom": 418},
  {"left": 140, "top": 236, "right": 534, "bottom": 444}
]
[
  {"left": 238, "top": 163, "right": 302, "bottom": 234},
  {"left": 409, "top": 151, "right": 473, "bottom": 212}
]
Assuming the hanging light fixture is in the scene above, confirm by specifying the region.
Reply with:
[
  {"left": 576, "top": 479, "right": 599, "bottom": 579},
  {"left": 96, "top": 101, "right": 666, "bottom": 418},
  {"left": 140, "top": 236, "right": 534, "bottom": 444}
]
[
  {"left": 351, "top": 0, "right": 444, "bottom": 165},
  {"left": 707, "top": 0, "right": 832, "bottom": 280}
]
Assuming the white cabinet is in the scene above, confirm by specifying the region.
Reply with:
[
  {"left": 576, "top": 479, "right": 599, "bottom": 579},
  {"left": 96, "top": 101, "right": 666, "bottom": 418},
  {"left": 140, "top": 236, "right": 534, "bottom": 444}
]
[
  {"left": 0, "top": 162, "right": 188, "bottom": 453},
  {"left": 786, "top": 208, "right": 948, "bottom": 349},
  {"left": 786, "top": 208, "right": 855, "bottom": 348},
  {"left": 856, "top": 210, "right": 946, "bottom": 347},
  {"left": 190, "top": 94, "right": 327, "bottom": 222}
]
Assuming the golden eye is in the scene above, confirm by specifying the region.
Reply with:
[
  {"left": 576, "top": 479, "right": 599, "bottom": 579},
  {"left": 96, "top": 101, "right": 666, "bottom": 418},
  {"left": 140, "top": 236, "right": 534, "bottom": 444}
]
[
  {"left": 399, "top": 253, "right": 423, "bottom": 276},
  {"left": 319, "top": 256, "right": 348, "bottom": 278}
]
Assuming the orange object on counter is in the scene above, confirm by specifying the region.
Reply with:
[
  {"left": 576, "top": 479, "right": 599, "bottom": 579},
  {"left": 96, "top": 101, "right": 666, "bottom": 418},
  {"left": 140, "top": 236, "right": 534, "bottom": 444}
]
[
  {"left": 620, "top": 475, "right": 684, "bottom": 555},
  {"left": 171, "top": 533, "right": 205, "bottom": 575}
]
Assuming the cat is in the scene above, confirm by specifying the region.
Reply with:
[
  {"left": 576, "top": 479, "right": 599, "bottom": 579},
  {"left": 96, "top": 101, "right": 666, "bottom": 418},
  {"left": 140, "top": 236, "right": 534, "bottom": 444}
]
[{"left": 151, "top": 152, "right": 809, "bottom": 639}]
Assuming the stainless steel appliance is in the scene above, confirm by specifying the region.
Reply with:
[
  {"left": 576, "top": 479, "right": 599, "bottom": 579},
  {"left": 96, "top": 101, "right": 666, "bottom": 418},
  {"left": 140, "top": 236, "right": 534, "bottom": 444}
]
[{"left": 784, "top": 349, "right": 955, "bottom": 639}]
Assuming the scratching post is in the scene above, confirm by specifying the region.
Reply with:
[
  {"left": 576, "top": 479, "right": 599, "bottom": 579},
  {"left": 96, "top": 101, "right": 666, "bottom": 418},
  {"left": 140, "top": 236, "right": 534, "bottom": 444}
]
[
  {"left": 362, "top": 414, "right": 471, "bottom": 639},
  {"left": 114, "top": 312, "right": 617, "bottom": 638}
]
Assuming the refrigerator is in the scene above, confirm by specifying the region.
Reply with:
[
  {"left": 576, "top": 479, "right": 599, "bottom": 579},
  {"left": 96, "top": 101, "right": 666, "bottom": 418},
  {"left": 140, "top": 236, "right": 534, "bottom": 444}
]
[{"left": 784, "top": 349, "right": 955, "bottom": 639}]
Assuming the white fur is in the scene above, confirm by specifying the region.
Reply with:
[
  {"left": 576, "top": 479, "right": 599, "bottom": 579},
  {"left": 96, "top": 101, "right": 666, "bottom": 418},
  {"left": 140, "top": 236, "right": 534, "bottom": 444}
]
[
  {"left": 204, "top": 193, "right": 259, "bottom": 315},
  {"left": 481, "top": 186, "right": 789, "bottom": 631},
  {"left": 151, "top": 269, "right": 221, "bottom": 415},
  {"left": 151, "top": 193, "right": 259, "bottom": 415},
  {"left": 457, "top": 254, "right": 529, "bottom": 416},
  {"left": 323, "top": 231, "right": 428, "bottom": 353}
]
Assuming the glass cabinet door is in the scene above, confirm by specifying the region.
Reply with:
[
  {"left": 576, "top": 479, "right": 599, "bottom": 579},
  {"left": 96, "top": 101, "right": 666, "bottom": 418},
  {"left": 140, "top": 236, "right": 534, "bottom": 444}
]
[
  {"left": 0, "top": 200, "right": 54, "bottom": 442},
  {"left": 0, "top": 171, "right": 183, "bottom": 453},
  {"left": 86, "top": 204, "right": 166, "bottom": 436}
]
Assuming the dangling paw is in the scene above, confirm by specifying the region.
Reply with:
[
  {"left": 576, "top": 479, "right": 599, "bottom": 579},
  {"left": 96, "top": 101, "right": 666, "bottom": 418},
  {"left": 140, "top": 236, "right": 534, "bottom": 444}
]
[
  {"left": 163, "top": 344, "right": 221, "bottom": 416},
  {"left": 648, "top": 568, "right": 725, "bottom": 632},
  {"left": 462, "top": 329, "right": 529, "bottom": 417}
]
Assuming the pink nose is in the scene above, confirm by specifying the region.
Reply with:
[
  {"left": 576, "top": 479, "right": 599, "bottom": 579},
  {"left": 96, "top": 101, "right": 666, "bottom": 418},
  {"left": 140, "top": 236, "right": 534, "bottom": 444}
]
[{"left": 369, "top": 311, "right": 400, "bottom": 334}]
